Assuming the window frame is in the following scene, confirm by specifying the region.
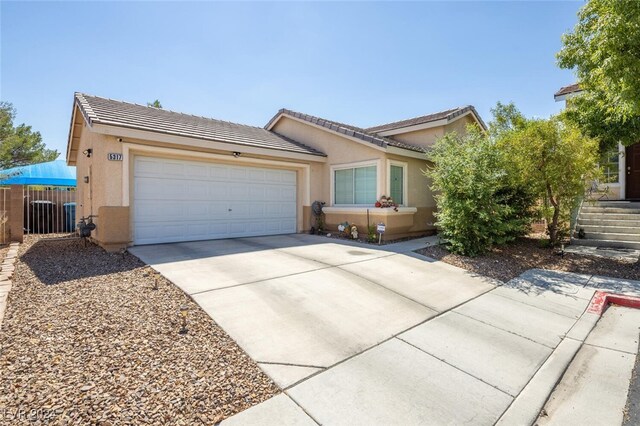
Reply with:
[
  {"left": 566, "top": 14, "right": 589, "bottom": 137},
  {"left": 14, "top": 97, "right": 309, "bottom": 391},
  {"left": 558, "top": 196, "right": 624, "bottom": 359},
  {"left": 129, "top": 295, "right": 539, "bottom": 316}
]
[
  {"left": 387, "top": 160, "right": 408, "bottom": 206},
  {"left": 330, "top": 160, "right": 381, "bottom": 206},
  {"left": 599, "top": 147, "right": 621, "bottom": 185}
]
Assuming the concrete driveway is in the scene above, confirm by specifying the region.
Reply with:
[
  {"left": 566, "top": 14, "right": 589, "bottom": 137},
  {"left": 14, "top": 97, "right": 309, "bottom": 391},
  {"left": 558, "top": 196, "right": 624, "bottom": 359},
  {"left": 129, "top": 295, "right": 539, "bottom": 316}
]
[
  {"left": 131, "top": 235, "right": 640, "bottom": 425},
  {"left": 131, "top": 234, "right": 495, "bottom": 385}
]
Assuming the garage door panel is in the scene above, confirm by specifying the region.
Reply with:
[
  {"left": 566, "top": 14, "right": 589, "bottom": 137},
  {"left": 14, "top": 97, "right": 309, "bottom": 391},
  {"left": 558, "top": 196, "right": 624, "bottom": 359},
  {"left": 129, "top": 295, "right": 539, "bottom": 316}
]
[{"left": 133, "top": 157, "right": 297, "bottom": 245}]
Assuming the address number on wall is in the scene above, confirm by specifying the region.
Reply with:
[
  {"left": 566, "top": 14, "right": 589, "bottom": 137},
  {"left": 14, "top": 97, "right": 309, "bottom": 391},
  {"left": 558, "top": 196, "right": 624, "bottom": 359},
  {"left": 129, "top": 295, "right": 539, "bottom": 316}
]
[{"left": 108, "top": 153, "right": 123, "bottom": 161}]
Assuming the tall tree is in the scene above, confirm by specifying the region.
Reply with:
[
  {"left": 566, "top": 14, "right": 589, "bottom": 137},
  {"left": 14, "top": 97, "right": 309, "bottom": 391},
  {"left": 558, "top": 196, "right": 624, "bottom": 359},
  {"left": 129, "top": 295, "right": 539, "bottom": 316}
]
[
  {"left": 147, "top": 100, "right": 162, "bottom": 108},
  {"left": 557, "top": 0, "right": 640, "bottom": 149},
  {"left": 0, "top": 102, "right": 58, "bottom": 169}
]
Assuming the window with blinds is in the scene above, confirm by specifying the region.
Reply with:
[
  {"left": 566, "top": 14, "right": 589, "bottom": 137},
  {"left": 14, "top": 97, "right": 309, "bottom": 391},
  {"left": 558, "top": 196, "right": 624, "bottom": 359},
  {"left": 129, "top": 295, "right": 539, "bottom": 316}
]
[{"left": 334, "top": 165, "right": 377, "bottom": 205}]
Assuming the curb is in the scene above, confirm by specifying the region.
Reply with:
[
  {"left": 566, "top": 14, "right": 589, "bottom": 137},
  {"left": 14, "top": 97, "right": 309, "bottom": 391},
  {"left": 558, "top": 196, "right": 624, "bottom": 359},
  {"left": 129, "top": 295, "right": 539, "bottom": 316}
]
[
  {"left": 0, "top": 242, "right": 19, "bottom": 330},
  {"left": 587, "top": 291, "right": 640, "bottom": 316},
  {"left": 495, "top": 288, "right": 638, "bottom": 426}
]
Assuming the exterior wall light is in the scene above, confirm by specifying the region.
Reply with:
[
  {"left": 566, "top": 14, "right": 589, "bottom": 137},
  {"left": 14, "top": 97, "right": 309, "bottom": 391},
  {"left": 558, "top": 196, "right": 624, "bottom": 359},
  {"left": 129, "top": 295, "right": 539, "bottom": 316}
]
[
  {"left": 82, "top": 148, "right": 93, "bottom": 158},
  {"left": 83, "top": 176, "right": 89, "bottom": 183},
  {"left": 232, "top": 152, "right": 241, "bottom": 158}
]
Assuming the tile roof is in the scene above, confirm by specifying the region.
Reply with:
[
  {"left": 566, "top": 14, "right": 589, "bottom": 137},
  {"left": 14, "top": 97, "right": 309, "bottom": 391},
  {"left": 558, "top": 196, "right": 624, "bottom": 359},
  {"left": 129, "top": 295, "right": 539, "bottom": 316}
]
[
  {"left": 554, "top": 83, "right": 582, "bottom": 97},
  {"left": 74, "top": 93, "right": 325, "bottom": 157},
  {"left": 266, "top": 108, "right": 428, "bottom": 153},
  {"left": 366, "top": 105, "right": 486, "bottom": 133}
]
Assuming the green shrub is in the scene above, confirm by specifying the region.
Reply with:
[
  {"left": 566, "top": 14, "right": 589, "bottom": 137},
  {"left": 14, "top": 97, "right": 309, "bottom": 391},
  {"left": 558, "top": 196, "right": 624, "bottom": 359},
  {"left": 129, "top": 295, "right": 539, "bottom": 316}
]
[{"left": 426, "top": 128, "right": 534, "bottom": 256}]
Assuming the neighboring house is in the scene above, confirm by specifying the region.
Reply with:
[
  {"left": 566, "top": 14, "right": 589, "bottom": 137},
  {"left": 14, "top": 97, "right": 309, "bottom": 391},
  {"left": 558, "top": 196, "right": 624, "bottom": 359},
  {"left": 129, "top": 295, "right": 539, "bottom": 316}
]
[
  {"left": 66, "top": 93, "right": 484, "bottom": 250},
  {"left": 554, "top": 84, "right": 640, "bottom": 200}
]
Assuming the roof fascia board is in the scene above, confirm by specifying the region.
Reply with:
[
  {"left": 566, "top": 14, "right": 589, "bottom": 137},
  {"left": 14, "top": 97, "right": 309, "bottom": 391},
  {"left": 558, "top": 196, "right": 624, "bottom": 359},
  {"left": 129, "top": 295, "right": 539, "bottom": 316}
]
[
  {"left": 446, "top": 110, "right": 487, "bottom": 131},
  {"left": 66, "top": 104, "right": 90, "bottom": 166},
  {"left": 90, "top": 123, "right": 327, "bottom": 163},
  {"left": 377, "top": 110, "right": 487, "bottom": 136},
  {"left": 387, "top": 146, "right": 429, "bottom": 160},
  {"left": 376, "top": 110, "right": 485, "bottom": 136},
  {"left": 376, "top": 118, "right": 450, "bottom": 136},
  {"left": 268, "top": 113, "right": 388, "bottom": 153},
  {"left": 65, "top": 105, "right": 78, "bottom": 164},
  {"left": 554, "top": 91, "right": 583, "bottom": 102},
  {"left": 264, "top": 112, "right": 284, "bottom": 131}
]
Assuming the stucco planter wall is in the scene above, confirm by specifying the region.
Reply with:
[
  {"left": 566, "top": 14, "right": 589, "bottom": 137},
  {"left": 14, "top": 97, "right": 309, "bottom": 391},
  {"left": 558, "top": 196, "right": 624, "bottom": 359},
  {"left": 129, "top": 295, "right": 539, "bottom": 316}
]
[{"left": 322, "top": 207, "right": 419, "bottom": 238}]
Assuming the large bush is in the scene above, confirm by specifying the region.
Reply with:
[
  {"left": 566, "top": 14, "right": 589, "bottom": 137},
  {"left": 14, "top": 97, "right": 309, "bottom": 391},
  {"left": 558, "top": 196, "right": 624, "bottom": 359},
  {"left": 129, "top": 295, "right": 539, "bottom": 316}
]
[
  {"left": 427, "top": 103, "right": 599, "bottom": 255},
  {"left": 426, "top": 127, "right": 534, "bottom": 256}
]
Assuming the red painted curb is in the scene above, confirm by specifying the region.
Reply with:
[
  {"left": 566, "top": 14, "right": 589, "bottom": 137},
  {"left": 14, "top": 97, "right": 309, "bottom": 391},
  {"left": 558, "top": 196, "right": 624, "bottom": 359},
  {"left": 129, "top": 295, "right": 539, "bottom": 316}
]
[{"left": 587, "top": 290, "right": 640, "bottom": 316}]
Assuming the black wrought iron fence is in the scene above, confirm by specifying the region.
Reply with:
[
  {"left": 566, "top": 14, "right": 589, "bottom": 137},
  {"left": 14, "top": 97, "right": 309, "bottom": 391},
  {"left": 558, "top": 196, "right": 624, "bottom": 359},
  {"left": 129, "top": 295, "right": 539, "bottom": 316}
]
[{"left": 23, "top": 185, "right": 77, "bottom": 238}]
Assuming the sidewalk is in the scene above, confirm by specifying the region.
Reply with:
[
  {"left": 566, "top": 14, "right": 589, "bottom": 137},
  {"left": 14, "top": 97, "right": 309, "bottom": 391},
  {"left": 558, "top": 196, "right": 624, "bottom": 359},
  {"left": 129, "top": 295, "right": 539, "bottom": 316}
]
[
  {"left": 222, "top": 268, "right": 640, "bottom": 425},
  {"left": 536, "top": 305, "right": 640, "bottom": 425}
]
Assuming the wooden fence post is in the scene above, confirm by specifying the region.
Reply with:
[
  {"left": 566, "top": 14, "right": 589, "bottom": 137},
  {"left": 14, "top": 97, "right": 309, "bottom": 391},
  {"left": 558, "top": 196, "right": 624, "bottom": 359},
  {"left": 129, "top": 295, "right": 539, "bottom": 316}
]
[{"left": 9, "top": 185, "right": 23, "bottom": 243}]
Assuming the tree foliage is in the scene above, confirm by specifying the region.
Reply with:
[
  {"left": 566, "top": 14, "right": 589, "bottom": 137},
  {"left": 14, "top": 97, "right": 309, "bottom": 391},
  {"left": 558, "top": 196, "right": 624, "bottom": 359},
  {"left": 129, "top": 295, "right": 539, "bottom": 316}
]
[
  {"left": 426, "top": 127, "right": 534, "bottom": 256},
  {"left": 0, "top": 101, "right": 58, "bottom": 170},
  {"left": 147, "top": 100, "right": 163, "bottom": 108},
  {"left": 428, "top": 103, "right": 600, "bottom": 255},
  {"left": 557, "top": 0, "right": 640, "bottom": 148},
  {"left": 497, "top": 111, "right": 600, "bottom": 245}
]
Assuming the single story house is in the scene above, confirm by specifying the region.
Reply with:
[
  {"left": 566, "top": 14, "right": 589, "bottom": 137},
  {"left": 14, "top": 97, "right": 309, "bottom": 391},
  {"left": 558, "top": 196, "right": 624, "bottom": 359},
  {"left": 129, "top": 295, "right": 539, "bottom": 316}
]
[
  {"left": 554, "top": 84, "right": 640, "bottom": 200},
  {"left": 66, "top": 93, "right": 485, "bottom": 250}
]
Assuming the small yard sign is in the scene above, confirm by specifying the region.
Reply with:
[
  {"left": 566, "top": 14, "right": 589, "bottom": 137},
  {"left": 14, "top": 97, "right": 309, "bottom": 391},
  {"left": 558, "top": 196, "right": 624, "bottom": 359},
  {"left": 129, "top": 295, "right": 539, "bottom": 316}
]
[
  {"left": 108, "top": 153, "right": 123, "bottom": 161},
  {"left": 376, "top": 222, "right": 385, "bottom": 245}
]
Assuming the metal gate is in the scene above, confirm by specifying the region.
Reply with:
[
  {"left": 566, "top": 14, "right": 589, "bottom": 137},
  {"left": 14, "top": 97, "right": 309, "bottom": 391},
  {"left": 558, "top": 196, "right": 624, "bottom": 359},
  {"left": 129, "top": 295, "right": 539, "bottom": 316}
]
[{"left": 23, "top": 185, "right": 77, "bottom": 238}]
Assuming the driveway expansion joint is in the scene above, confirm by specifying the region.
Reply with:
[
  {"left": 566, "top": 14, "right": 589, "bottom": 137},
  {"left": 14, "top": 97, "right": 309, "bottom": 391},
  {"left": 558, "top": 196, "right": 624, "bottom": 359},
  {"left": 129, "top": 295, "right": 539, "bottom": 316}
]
[
  {"left": 257, "top": 361, "right": 327, "bottom": 369},
  {"left": 452, "top": 310, "right": 559, "bottom": 350},
  {"left": 490, "top": 291, "right": 586, "bottom": 320},
  {"left": 395, "top": 336, "right": 516, "bottom": 398}
]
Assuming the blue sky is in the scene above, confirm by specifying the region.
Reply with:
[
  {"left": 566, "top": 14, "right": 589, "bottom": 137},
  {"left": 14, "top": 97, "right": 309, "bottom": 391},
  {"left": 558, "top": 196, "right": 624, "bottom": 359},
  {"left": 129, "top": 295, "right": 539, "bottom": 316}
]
[{"left": 2, "top": 1, "right": 582, "bottom": 156}]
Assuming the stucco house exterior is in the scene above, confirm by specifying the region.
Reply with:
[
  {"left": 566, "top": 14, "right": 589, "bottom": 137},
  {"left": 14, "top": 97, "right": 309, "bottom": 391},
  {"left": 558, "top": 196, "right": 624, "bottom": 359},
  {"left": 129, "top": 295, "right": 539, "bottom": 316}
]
[
  {"left": 66, "top": 93, "right": 484, "bottom": 250},
  {"left": 554, "top": 84, "right": 640, "bottom": 200}
]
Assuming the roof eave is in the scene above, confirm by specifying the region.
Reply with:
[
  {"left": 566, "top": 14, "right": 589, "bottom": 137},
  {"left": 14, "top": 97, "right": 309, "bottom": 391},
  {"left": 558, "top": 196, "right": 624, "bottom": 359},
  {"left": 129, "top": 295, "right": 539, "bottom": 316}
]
[
  {"left": 376, "top": 107, "right": 487, "bottom": 136},
  {"left": 554, "top": 90, "right": 583, "bottom": 102},
  {"left": 90, "top": 122, "right": 328, "bottom": 161},
  {"left": 266, "top": 110, "right": 390, "bottom": 153}
]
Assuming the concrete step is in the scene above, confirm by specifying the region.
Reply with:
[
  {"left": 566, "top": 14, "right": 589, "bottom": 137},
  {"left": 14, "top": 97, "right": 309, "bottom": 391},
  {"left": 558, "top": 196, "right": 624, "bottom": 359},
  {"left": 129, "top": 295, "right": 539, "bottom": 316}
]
[
  {"left": 571, "top": 238, "right": 640, "bottom": 250},
  {"left": 578, "top": 212, "right": 640, "bottom": 221},
  {"left": 577, "top": 218, "right": 640, "bottom": 227},
  {"left": 576, "top": 225, "right": 640, "bottom": 235},
  {"left": 573, "top": 232, "right": 640, "bottom": 242},
  {"left": 581, "top": 206, "right": 640, "bottom": 214},
  {"left": 592, "top": 201, "right": 640, "bottom": 208}
]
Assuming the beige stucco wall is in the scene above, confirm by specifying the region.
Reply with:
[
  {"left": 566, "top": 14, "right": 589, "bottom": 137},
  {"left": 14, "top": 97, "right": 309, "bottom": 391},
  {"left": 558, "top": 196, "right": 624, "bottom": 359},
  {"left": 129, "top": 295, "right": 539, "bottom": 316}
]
[
  {"left": 274, "top": 116, "right": 437, "bottom": 235},
  {"left": 272, "top": 116, "right": 388, "bottom": 205},
  {"left": 72, "top": 127, "right": 127, "bottom": 250},
  {"left": 72, "top": 111, "right": 452, "bottom": 247},
  {"left": 444, "top": 114, "right": 477, "bottom": 135},
  {"left": 385, "top": 114, "right": 478, "bottom": 149},
  {"left": 386, "top": 126, "right": 444, "bottom": 148},
  {"left": 72, "top": 123, "right": 322, "bottom": 250}
]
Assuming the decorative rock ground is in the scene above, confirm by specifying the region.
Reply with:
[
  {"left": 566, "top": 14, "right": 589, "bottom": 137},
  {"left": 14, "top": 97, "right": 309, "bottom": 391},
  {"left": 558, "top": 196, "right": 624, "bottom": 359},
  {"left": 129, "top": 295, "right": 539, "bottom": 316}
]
[{"left": 0, "top": 237, "right": 280, "bottom": 424}]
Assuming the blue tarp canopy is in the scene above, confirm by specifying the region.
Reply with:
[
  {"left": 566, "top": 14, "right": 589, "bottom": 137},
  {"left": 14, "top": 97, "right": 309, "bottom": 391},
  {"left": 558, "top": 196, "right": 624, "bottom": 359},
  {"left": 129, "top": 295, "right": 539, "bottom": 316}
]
[{"left": 0, "top": 160, "right": 76, "bottom": 186}]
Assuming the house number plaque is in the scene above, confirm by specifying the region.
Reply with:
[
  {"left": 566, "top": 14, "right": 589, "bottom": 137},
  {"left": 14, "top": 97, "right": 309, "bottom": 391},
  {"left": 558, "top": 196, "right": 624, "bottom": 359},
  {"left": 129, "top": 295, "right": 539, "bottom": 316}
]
[{"left": 108, "top": 153, "right": 123, "bottom": 161}]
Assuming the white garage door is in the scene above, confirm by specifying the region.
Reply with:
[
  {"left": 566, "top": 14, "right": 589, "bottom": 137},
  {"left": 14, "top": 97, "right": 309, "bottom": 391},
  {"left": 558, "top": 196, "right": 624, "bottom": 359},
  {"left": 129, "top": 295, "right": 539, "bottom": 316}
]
[{"left": 133, "top": 156, "right": 297, "bottom": 245}]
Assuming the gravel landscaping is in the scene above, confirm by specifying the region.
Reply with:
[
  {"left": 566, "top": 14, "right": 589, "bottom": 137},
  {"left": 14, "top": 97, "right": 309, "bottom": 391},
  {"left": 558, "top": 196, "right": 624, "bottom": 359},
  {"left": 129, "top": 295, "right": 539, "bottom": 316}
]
[
  {"left": 0, "top": 236, "right": 279, "bottom": 425},
  {"left": 417, "top": 235, "right": 640, "bottom": 283}
]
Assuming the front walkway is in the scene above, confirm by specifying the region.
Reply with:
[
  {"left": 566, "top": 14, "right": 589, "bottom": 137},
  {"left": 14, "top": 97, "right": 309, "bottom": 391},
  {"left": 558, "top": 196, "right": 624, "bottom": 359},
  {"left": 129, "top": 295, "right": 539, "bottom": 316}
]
[{"left": 131, "top": 235, "right": 640, "bottom": 425}]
